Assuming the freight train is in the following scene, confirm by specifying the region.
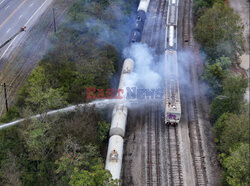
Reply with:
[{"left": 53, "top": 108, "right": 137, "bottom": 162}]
[
  {"left": 164, "top": 0, "right": 181, "bottom": 125},
  {"left": 105, "top": 0, "right": 151, "bottom": 182}
]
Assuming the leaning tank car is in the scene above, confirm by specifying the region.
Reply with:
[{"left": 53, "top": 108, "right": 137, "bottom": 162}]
[
  {"left": 105, "top": 58, "right": 134, "bottom": 180},
  {"left": 135, "top": 10, "right": 146, "bottom": 32},
  {"left": 130, "top": 30, "right": 142, "bottom": 43},
  {"left": 105, "top": 135, "right": 124, "bottom": 180},
  {"left": 130, "top": 0, "right": 151, "bottom": 43},
  {"left": 109, "top": 58, "right": 134, "bottom": 138},
  {"left": 105, "top": 0, "right": 151, "bottom": 182}
]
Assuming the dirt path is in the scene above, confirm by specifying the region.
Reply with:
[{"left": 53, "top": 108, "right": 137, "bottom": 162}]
[
  {"left": 228, "top": 0, "right": 249, "bottom": 53},
  {"left": 228, "top": 0, "right": 249, "bottom": 102}
]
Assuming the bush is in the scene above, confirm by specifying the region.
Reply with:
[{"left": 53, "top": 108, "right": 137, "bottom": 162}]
[
  {"left": 222, "top": 143, "right": 250, "bottom": 186},
  {"left": 202, "top": 56, "right": 231, "bottom": 97},
  {"left": 210, "top": 74, "right": 247, "bottom": 121},
  {"left": 0, "top": 107, "right": 19, "bottom": 123}
]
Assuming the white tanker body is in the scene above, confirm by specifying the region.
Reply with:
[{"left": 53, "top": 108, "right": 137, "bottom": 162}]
[
  {"left": 105, "top": 58, "right": 134, "bottom": 181},
  {"left": 109, "top": 58, "right": 134, "bottom": 137},
  {"left": 105, "top": 0, "right": 151, "bottom": 182},
  {"left": 137, "top": 0, "right": 151, "bottom": 12},
  {"left": 105, "top": 135, "right": 124, "bottom": 180}
]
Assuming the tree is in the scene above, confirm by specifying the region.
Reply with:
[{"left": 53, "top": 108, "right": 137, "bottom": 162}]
[
  {"left": 194, "top": 3, "right": 245, "bottom": 62},
  {"left": 17, "top": 66, "right": 68, "bottom": 113},
  {"left": 213, "top": 112, "right": 233, "bottom": 144},
  {"left": 0, "top": 152, "right": 22, "bottom": 186},
  {"left": 202, "top": 56, "right": 231, "bottom": 96},
  {"left": 69, "top": 164, "right": 118, "bottom": 186},
  {"left": 21, "top": 119, "right": 56, "bottom": 161},
  {"left": 222, "top": 74, "right": 248, "bottom": 112},
  {"left": 210, "top": 74, "right": 247, "bottom": 121},
  {"left": 0, "top": 128, "right": 24, "bottom": 185},
  {"left": 0, "top": 107, "right": 19, "bottom": 123},
  {"left": 210, "top": 95, "right": 231, "bottom": 122},
  {"left": 97, "top": 121, "right": 110, "bottom": 142},
  {"left": 222, "top": 143, "right": 250, "bottom": 186},
  {"left": 56, "top": 143, "right": 118, "bottom": 186},
  {"left": 218, "top": 112, "right": 249, "bottom": 154},
  {"left": 193, "top": 0, "right": 222, "bottom": 20}
]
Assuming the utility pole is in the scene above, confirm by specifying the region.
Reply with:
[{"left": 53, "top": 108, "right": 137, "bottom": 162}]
[
  {"left": 3, "top": 83, "right": 8, "bottom": 112},
  {"left": 52, "top": 8, "right": 56, "bottom": 33},
  {"left": 0, "top": 83, "right": 10, "bottom": 112}
]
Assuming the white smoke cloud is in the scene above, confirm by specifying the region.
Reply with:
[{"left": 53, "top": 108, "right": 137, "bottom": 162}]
[{"left": 124, "top": 43, "right": 162, "bottom": 89}]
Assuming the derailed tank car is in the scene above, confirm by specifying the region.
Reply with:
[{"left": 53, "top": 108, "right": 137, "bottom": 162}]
[
  {"left": 105, "top": 135, "right": 124, "bottom": 180},
  {"left": 105, "top": 0, "right": 151, "bottom": 182},
  {"left": 130, "top": 30, "right": 142, "bottom": 43},
  {"left": 135, "top": 10, "right": 146, "bottom": 32},
  {"left": 130, "top": 0, "right": 151, "bottom": 43},
  {"left": 109, "top": 58, "right": 134, "bottom": 138}
]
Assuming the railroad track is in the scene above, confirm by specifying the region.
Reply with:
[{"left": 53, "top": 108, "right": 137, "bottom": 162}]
[
  {"left": 155, "top": 0, "right": 168, "bottom": 54},
  {"left": 124, "top": 0, "right": 177, "bottom": 185},
  {"left": 142, "top": 0, "right": 168, "bottom": 49},
  {"left": 143, "top": 0, "right": 169, "bottom": 185},
  {"left": 167, "top": 126, "right": 183, "bottom": 185},
  {"left": 146, "top": 106, "right": 153, "bottom": 186},
  {"left": 146, "top": 105, "right": 162, "bottom": 186},
  {"left": 154, "top": 106, "right": 161, "bottom": 185},
  {"left": 182, "top": 0, "right": 208, "bottom": 185},
  {"left": 188, "top": 102, "right": 207, "bottom": 186}
]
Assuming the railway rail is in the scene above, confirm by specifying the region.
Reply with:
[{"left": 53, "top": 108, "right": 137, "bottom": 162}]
[
  {"left": 182, "top": 0, "right": 208, "bottom": 185},
  {"left": 123, "top": 0, "right": 185, "bottom": 185},
  {"left": 136, "top": 0, "right": 167, "bottom": 185},
  {"left": 143, "top": 0, "right": 168, "bottom": 185},
  {"left": 167, "top": 126, "right": 183, "bottom": 185},
  {"left": 146, "top": 105, "right": 158, "bottom": 186}
]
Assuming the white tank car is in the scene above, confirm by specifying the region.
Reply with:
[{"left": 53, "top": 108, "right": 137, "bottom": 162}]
[
  {"left": 110, "top": 105, "right": 128, "bottom": 137},
  {"left": 105, "top": 135, "right": 124, "bottom": 180},
  {"left": 105, "top": 0, "right": 151, "bottom": 181},
  {"left": 109, "top": 58, "right": 134, "bottom": 138},
  {"left": 117, "top": 58, "right": 134, "bottom": 91},
  {"left": 137, "top": 0, "right": 151, "bottom": 12}
]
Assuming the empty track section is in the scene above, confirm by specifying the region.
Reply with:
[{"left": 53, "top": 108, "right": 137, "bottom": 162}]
[
  {"left": 167, "top": 126, "right": 183, "bottom": 185},
  {"left": 182, "top": 0, "right": 208, "bottom": 185},
  {"left": 146, "top": 105, "right": 162, "bottom": 186}
]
